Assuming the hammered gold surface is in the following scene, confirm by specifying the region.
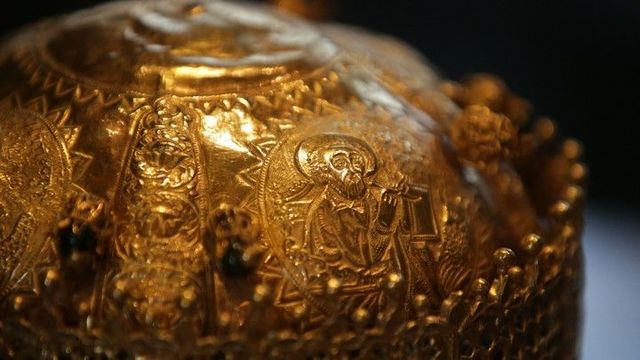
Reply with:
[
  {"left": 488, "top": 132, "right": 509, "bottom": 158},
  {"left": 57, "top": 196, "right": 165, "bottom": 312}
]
[{"left": 0, "top": 1, "right": 585, "bottom": 359}]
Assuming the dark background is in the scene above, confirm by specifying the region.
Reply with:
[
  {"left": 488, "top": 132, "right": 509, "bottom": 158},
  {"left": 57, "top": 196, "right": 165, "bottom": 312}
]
[{"left": 1, "top": 0, "right": 639, "bottom": 213}]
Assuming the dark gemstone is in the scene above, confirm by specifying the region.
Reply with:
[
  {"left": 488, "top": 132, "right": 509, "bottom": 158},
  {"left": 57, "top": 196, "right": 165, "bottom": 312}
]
[
  {"left": 58, "top": 224, "right": 97, "bottom": 257},
  {"left": 78, "top": 227, "right": 98, "bottom": 252},
  {"left": 491, "top": 348, "right": 505, "bottom": 360},
  {"left": 221, "top": 246, "right": 251, "bottom": 278},
  {"left": 116, "top": 349, "right": 129, "bottom": 360},
  {"left": 460, "top": 339, "right": 474, "bottom": 357}
]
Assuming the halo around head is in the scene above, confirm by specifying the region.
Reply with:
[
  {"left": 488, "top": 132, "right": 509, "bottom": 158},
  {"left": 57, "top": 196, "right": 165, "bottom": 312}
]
[{"left": 294, "top": 133, "right": 378, "bottom": 181}]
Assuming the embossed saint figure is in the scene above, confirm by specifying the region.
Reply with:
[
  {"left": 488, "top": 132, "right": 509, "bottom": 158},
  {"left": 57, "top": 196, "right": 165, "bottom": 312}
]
[{"left": 295, "top": 134, "right": 438, "bottom": 312}]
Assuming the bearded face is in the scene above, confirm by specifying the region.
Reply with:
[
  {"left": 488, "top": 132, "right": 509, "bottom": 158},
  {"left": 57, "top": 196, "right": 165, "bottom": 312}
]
[{"left": 322, "top": 148, "right": 367, "bottom": 200}]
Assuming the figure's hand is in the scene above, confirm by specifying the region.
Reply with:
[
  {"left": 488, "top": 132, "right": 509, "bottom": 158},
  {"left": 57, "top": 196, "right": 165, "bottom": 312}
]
[
  {"left": 378, "top": 190, "right": 398, "bottom": 229},
  {"left": 393, "top": 175, "right": 410, "bottom": 196}
]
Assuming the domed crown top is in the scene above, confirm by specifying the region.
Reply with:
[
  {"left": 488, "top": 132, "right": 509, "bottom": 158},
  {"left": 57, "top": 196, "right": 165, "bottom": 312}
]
[{"left": 12, "top": 0, "right": 341, "bottom": 95}]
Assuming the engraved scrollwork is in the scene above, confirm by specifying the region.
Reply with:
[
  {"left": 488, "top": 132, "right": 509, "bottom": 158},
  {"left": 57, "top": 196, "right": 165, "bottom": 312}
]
[
  {"left": 132, "top": 126, "right": 196, "bottom": 189},
  {"left": 0, "top": 108, "right": 69, "bottom": 300},
  {"left": 106, "top": 96, "right": 207, "bottom": 335}
]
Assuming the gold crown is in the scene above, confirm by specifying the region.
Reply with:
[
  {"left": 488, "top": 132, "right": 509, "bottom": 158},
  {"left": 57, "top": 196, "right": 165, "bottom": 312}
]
[{"left": 0, "top": 1, "right": 585, "bottom": 358}]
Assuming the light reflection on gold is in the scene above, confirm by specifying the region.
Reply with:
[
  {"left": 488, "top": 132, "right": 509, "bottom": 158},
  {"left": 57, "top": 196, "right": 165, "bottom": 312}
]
[
  {"left": 201, "top": 105, "right": 266, "bottom": 152},
  {"left": 173, "top": 66, "right": 234, "bottom": 79},
  {"left": 171, "top": 65, "right": 289, "bottom": 79},
  {"left": 137, "top": 64, "right": 293, "bottom": 94}
]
